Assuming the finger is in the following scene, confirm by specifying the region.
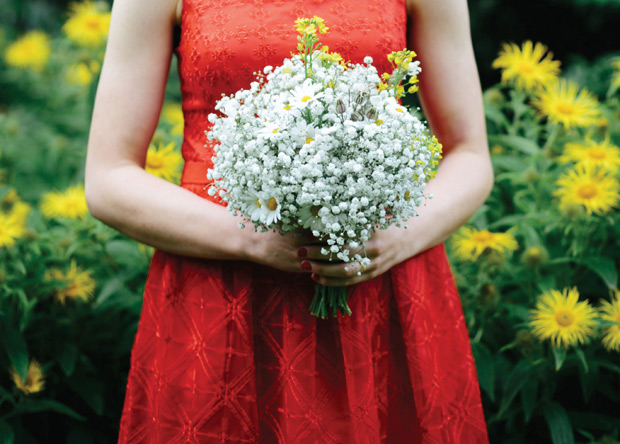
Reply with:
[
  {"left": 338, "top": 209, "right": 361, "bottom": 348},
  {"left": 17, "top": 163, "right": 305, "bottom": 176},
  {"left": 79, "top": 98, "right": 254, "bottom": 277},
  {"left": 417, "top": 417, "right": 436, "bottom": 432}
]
[
  {"left": 305, "top": 259, "right": 372, "bottom": 278},
  {"left": 310, "top": 271, "right": 371, "bottom": 287},
  {"left": 297, "top": 245, "right": 337, "bottom": 261}
]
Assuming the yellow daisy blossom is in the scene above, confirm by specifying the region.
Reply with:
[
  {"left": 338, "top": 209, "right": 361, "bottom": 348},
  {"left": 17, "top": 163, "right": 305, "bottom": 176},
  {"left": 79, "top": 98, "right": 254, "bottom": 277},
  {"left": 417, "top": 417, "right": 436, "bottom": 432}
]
[
  {"left": 451, "top": 226, "right": 518, "bottom": 262},
  {"left": 492, "top": 41, "right": 560, "bottom": 92},
  {"left": 4, "top": 31, "right": 51, "bottom": 72},
  {"left": 529, "top": 287, "right": 597, "bottom": 348},
  {"left": 0, "top": 212, "right": 26, "bottom": 248},
  {"left": 65, "top": 62, "right": 94, "bottom": 86},
  {"left": 162, "top": 103, "right": 184, "bottom": 136},
  {"left": 9, "top": 359, "right": 46, "bottom": 395},
  {"left": 40, "top": 184, "right": 89, "bottom": 220},
  {"left": 532, "top": 79, "right": 601, "bottom": 129},
  {"left": 145, "top": 141, "right": 183, "bottom": 183},
  {"left": 600, "top": 290, "right": 620, "bottom": 352},
  {"left": 62, "top": 1, "right": 111, "bottom": 48},
  {"left": 559, "top": 137, "right": 620, "bottom": 174},
  {"left": 553, "top": 165, "right": 620, "bottom": 215},
  {"left": 44, "top": 260, "right": 96, "bottom": 304}
]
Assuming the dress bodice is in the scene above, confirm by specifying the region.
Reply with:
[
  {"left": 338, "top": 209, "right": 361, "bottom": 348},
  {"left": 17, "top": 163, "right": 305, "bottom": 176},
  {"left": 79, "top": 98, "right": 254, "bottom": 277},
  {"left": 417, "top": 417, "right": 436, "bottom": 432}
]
[{"left": 176, "top": 0, "right": 408, "bottom": 168}]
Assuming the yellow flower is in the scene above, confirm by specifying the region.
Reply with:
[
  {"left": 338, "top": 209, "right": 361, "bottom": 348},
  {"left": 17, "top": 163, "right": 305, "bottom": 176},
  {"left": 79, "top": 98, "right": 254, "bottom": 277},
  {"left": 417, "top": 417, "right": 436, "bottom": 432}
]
[
  {"left": 451, "top": 226, "right": 518, "bottom": 262},
  {"left": 492, "top": 41, "right": 560, "bottom": 92},
  {"left": 529, "top": 287, "right": 597, "bottom": 348},
  {"left": 44, "top": 260, "right": 96, "bottom": 304},
  {"left": 553, "top": 164, "right": 620, "bottom": 215},
  {"left": 0, "top": 212, "right": 26, "bottom": 248},
  {"left": 62, "top": 1, "right": 111, "bottom": 48},
  {"left": 559, "top": 137, "right": 620, "bottom": 174},
  {"left": 145, "top": 141, "right": 183, "bottom": 183},
  {"left": 65, "top": 62, "right": 94, "bottom": 86},
  {"left": 40, "top": 184, "right": 89, "bottom": 220},
  {"left": 161, "top": 103, "right": 184, "bottom": 136},
  {"left": 600, "top": 290, "right": 620, "bottom": 352},
  {"left": 4, "top": 31, "right": 51, "bottom": 72},
  {"left": 532, "top": 79, "right": 601, "bottom": 129},
  {"left": 295, "top": 16, "right": 329, "bottom": 35},
  {"left": 9, "top": 359, "right": 45, "bottom": 395}
]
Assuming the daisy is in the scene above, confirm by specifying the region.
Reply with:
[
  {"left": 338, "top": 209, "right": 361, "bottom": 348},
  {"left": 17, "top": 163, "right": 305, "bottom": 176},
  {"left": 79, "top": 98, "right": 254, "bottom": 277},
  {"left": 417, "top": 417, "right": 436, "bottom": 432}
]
[
  {"left": 492, "top": 41, "right": 560, "bottom": 92},
  {"left": 529, "top": 287, "right": 597, "bottom": 348},
  {"left": 44, "top": 260, "right": 96, "bottom": 304},
  {"left": 9, "top": 359, "right": 45, "bottom": 395},
  {"left": 553, "top": 164, "right": 620, "bottom": 215},
  {"left": 600, "top": 290, "right": 620, "bottom": 352},
  {"left": 559, "top": 137, "right": 620, "bottom": 174},
  {"left": 451, "top": 226, "right": 518, "bottom": 262},
  {"left": 290, "top": 120, "right": 316, "bottom": 146},
  {"left": 532, "top": 79, "right": 601, "bottom": 129},
  {"left": 290, "top": 79, "right": 324, "bottom": 109},
  {"left": 260, "top": 195, "right": 282, "bottom": 225},
  {"left": 298, "top": 205, "right": 325, "bottom": 231}
]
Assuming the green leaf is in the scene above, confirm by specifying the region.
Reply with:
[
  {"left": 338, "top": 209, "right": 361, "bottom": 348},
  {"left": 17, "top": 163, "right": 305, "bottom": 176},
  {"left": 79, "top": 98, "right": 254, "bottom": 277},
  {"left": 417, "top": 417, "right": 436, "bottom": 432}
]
[
  {"left": 543, "top": 402, "right": 574, "bottom": 444},
  {"left": 520, "top": 376, "right": 538, "bottom": 423},
  {"left": 13, "top": 399, "right": 86, "bottom": 421},
  {"left": 0, "top": 420, "right": 14, "bottom": 444},
  {"left": 105, "top": 240, "right": 144, "bottom": 268},
  {"left": 488, "top": 134, "right": 541, "bottom": 155},
  {"left": 472, "top": 342, "right": 495, "bottom": 402},
  {"left": 68, "top": 376, "right": 105, "bottom": 416},
  {"left": 552, "top": 345, "right": 567, "bottom": 371},
  {"left": 3, "top": 326, "right": 29, "bottom": 383},
  {"left": 58, "top": 343, "right": 78, "bottom": 376},
  {"left": 499, "top": 360, "right": 532, "bottom": 418},
  {"left": 578, "top": 360, "right": 598, "bottom": 403},
  {"left": 573, "top": 348, "right": 588, "bottom": 374},
  {"left": 580, "top": 256, "right": 618, "bottom": 290}
]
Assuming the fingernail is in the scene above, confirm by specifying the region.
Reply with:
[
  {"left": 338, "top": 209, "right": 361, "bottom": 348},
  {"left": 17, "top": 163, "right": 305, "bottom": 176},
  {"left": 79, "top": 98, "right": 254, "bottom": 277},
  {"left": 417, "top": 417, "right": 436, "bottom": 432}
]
[
  {"left": 311, "top": 273, "right": 319, "bottom": 281},
  {"left": 297, "top": 247, "right": 308, "bottom": 258},
  {"left": 301, "top": 260, "right": 312, "bottom": 271}
]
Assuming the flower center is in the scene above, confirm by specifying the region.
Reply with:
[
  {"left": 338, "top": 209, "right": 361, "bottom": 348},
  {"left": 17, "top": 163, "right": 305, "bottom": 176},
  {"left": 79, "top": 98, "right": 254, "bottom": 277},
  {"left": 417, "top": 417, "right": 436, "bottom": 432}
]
[
  {"left": 555, "top": 102, "right": 575, "bottom": 116},
  {"left": 472, "top": 231, "right": 494, "bottom": 243},
  {"left": 311, "top": 205, "right": 321, "bottom": 217},
  {"left": 517, "top": 62, "right": 535, "bottom": 74},
  {"left": 301, "top": 96, "right": 312, "bottom": 102},
  {"left": 576, "top": 183, "right": 598, "bottom": 199},
  {"left": 587, "top": 147, "right": 606, "bottom": 159},
  {"left": 555, "top": 309, "right": 574, "bottom": 327},
  {"left": 148, "top": 157, "right": 163, "bottom": 169},
  {"left": 85, "top": 16, "right": 103, "bottom": 31},
  {"left": 255, "top": 199, "right": 261, "bottom": 208},
  {"left": 267, "top": 198, "right": 278, "bottom": 211},
  {"left": 305, "top": 137, "right": 314, "bottom": 144}
]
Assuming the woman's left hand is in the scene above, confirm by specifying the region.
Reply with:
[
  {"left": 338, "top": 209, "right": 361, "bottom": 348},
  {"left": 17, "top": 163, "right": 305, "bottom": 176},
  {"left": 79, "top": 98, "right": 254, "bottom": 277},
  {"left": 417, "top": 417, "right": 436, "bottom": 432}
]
[{"left": 297, "top": 225, "right": 415, "bottom": 287}]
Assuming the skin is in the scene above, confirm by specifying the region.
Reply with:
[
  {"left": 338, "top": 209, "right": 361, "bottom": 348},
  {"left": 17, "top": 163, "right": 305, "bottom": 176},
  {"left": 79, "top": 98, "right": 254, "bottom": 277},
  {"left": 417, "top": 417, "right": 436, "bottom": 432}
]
[{"left": 85, "top": 0, "right": 493, "bottom": 286}]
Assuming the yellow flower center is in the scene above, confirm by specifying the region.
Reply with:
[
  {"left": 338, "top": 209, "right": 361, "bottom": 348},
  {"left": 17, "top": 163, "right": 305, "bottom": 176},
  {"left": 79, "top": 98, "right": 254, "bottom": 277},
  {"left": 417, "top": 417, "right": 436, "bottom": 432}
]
[
  {"left": 576, "top": 183, "right": 598, "bottom": 199},
  {"left": 517, "top": 62, "right": 534, "bottom": 74},
  {"left": 555, "top": 309, "right": 574, "bottom": 327},
  {"left": 147, "top": 156, "right": 163, "bottom": 169},
  {"left": 587, "top": 147, "right": 607, "bottom": 160},
  {"left": 272, "top": 128, "right": 279, "bottom": 134},
  {"left": 256, "top": 199, "right": 261, "bottom": 208},
  {"left": 305, "top": 137, "right": 314, "bottom": 144},
  {"left": 404, "top": 191, "right": 411, "bottom": 201},
  {"left": 555, "top": 102, "right": 576, "bottom": 116},
  {"left": 374, "top": 119, "right": 383, "bottom": 125},
  {"left": 284, "top": 104, "right": 292, "bottom": 110},
  {"left": 472, "top": 231, "right": 494, "bottom": 243},
  {"left": 396, "top": 108, "right": 404, "bottom": 113},
  {"left": 267, "top": 198, "right": 278, "bottom": 211},
  {"left": 85, "top": 16, "right": 103, "bottom": 30},
  {"left": 301, "top": 96, "right": 312, "bottom": 102}
]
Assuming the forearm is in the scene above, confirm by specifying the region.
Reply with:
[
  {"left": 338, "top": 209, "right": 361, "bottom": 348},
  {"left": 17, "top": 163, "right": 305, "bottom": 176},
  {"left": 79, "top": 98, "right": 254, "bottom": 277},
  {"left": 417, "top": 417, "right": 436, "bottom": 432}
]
[
  {"left": 405, "top": 143, "right": 494, "bottom": 257},
  {"left": 85, "top": 164, "right": 247, "bottom": 259}
]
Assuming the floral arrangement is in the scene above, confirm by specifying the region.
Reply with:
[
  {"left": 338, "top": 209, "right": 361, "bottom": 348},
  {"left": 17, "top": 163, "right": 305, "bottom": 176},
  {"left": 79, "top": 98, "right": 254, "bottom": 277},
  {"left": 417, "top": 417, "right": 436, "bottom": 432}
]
[{"left": 206, "top": 17, "right": 442, "bottom": 318}]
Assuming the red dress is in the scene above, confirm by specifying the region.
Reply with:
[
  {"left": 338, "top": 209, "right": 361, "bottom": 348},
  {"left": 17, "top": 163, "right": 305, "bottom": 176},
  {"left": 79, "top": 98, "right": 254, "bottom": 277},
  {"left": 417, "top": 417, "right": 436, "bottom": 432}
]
[{"left": 118, "top": 0, "right": 490, "bottom": 442}]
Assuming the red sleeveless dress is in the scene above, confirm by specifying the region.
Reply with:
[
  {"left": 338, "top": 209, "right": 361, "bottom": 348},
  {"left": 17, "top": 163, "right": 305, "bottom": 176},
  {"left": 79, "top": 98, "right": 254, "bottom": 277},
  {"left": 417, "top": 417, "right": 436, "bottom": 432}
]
[{"left": 118, "top": 1, "right": 490, "bottom": 443}]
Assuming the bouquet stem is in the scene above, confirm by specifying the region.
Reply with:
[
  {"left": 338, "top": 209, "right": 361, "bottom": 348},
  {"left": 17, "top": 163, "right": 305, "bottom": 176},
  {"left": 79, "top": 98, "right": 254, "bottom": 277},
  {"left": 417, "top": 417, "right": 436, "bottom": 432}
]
[{"left": 309, "top": 284, "right": 352, "bottom": 319}]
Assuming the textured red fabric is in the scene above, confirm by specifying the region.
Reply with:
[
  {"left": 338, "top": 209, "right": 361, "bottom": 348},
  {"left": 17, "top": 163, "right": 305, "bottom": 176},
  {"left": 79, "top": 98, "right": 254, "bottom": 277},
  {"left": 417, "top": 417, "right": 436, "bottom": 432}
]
[{"left": 118, "top": 0, "right": 490, "bottom": 442}]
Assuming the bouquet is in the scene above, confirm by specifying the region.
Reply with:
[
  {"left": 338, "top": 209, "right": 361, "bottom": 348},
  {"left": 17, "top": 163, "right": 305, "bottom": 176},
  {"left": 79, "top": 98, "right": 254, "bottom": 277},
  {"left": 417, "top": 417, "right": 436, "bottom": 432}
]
[{"left": 206, "top": 17, "right": 442, "bottom": 318}]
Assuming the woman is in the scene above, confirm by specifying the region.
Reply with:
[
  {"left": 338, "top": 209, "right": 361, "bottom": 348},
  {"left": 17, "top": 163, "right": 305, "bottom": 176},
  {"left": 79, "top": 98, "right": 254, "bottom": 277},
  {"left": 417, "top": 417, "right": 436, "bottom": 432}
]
[{"left": 85, "top": 0, "right": 493, "bottom": 442}]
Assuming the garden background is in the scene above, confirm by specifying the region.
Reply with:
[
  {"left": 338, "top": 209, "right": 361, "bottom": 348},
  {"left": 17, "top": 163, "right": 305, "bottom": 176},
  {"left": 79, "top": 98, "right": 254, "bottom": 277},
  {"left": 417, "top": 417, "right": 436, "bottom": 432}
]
[{"left": 1, "top": 0, "right": 620, "bottom": 443}]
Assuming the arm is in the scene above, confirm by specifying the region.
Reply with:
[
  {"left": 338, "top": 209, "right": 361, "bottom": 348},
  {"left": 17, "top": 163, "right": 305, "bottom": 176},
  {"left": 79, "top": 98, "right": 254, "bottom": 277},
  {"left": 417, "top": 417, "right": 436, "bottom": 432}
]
[
  {"left": 305, "top": 0, "right": 494, "bottom": 285},
  {"left": 85, "top": 0, "right": 307, "bottom": 272}
]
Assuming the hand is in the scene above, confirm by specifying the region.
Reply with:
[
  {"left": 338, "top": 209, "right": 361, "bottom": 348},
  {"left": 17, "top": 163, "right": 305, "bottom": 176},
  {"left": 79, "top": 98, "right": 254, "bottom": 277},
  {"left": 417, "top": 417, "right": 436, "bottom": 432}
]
[
  {"left": 243, "top": 226, "right": 315, "bottom": 274},
  {"left": 297, "top": 225, "right": 414, "bottom": 286}
]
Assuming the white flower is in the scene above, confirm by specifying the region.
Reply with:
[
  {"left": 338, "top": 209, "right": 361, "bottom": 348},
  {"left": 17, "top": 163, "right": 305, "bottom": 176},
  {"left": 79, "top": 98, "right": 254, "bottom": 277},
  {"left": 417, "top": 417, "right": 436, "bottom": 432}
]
[
  {"left": 363, "top": 56, "right": 373, "bottom": 64},
  {"left": 260, "top": 195, "right": 282, "bottom": 225},
  {"left": 290, "top": 120, "right": 316, "bottom": 146},
  {"left": 290, "top": 79, "right": 324, "bottom": 109},
  {"left": 298, "top": 205, "right": 325, "bottom": 231}
]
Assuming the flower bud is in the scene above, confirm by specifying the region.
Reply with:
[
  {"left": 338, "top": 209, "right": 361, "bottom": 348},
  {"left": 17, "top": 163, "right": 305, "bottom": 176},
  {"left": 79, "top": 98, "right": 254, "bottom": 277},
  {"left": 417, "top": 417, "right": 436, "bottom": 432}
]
[
  {"left": 365, "top": 107, "right": 377, "bottom": 120},
  {"left": 336, "top": 99, "right": 346, "bottom": 114}
]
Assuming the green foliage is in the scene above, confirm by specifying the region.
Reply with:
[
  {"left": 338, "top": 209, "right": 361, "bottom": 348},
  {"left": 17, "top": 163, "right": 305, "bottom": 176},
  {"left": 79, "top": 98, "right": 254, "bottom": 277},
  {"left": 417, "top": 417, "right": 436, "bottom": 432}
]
[{"left": 1, "top": 4, "right": 620, "bottom": 444}]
